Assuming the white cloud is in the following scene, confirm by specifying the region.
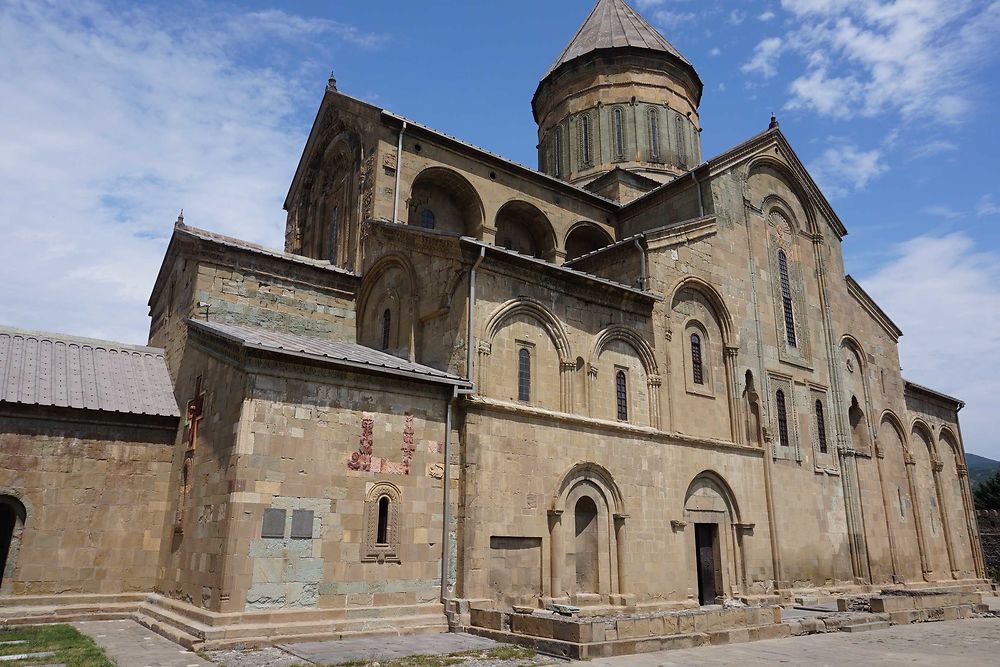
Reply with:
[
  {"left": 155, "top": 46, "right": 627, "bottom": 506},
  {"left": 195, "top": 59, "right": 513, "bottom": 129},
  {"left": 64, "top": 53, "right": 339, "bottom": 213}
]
[
  {"left": 653, "top": 10, "right": 696, "bottom": 27},
  {"left": 635, "top": 0, "right": 668, "bottom": 8},
  {"left": 909, "top": 140, "right": 958, "bottom": 161},
  {"left": 921, "top": 205, "right": 961, "bottom": 220},
  {"left": 759, "top": 11, "right": 777, "bottom": 21},
  {"left": 709, "top": 47, "right": 722, "bottom": 57},
  {"left": 0, "top": 0, "right": 384, "bottom": 344},
  {"left": 807, "top": 140, "right": 886, "bottom": 198},
  {"left": 741, "top": 37, "right": 783, "bottom": 78},
  {"left": 860, "top": 233, "right": 1000, "bottom": 459},
  {"left": 728, "top": 10, "right": 747, "bottom": 25},
  {"left": 771, "top": 0, "right": 1000, "bottom": 122},
  {"left": 977, "top": 195, "right": 1000, "bottom": 217}
]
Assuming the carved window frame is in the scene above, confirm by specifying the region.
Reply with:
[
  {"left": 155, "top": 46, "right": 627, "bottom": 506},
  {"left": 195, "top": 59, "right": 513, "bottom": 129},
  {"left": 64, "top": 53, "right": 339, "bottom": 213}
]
[
  {"left": 612, "top": 106, "right": 626, "bottom": 161},
  {"left": 647, "top": 107, "right": 661, "bottom": 163},
  {"left": 768, "top": 373, "right": 801, "bottom": 461},
  {"left": 362, "top": 481, "right": 402, "bottom": 564},
  {"left": 682, "top": 319, "right": 714, "bottom": 398},
  {"left": 766, "top": 207, "right": 812, "bottom": 369}
]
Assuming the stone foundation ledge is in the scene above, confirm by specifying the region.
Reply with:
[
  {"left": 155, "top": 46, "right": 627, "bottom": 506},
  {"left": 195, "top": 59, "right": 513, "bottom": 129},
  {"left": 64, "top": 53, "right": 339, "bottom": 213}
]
[{"left": 0, "top": 592, "right": 449, "bottom": 651}]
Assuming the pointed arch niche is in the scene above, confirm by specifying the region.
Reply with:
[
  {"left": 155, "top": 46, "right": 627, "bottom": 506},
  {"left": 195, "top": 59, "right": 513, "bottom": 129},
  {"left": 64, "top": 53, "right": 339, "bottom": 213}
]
[{"left": 547, "top": 464, "right": 628, "bottom": 605}]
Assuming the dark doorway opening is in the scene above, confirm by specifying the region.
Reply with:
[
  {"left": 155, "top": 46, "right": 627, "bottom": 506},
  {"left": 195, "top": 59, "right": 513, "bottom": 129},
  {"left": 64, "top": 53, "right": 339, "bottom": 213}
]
[
  {"left": 695, "top": 523, "right": 719, "bottom": 605},
  {"left": 0, "top": 503, "right": 16, "bottom": 587},
  {"left": 574, "top": 496, "right": 599, "bottom": 593}
]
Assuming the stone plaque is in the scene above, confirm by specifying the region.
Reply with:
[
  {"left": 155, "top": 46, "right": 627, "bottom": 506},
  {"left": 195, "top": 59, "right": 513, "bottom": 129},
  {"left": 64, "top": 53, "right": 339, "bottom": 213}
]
[
  {"left": 291, "top": 509, "right": 314, "bottom": 540},
  {"left": 261, "top": 508, "right": 286, "bottom": 539}
]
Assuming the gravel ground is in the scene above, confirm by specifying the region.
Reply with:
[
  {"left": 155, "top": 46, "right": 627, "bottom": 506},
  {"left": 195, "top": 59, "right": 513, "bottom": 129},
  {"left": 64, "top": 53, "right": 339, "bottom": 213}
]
[{"left": 204, "top": 644, "right": 561, "bottom": 667}]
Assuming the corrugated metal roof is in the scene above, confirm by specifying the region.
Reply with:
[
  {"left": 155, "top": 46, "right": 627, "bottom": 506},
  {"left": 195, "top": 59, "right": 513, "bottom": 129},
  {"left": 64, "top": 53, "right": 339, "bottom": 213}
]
[
  {"left": 545, "top": 0, "right": 692, "bottom": 76},
  {"left": 0, "top": 325, "right": 180, "bottom": 417},
  {"left": 189, "top": 320, "right": 471, "bottom": 387}
]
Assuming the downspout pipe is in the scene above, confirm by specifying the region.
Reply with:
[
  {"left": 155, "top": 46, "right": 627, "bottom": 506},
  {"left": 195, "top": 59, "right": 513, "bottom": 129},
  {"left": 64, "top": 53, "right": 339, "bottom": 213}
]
[
  {"left": 463, "top": 247, "right": 487, "bottom": 391},
  {"left": 442, "top": 246, "right": 485, "bottom": 610},
  {"left": 633, "top": 237, "right": 647, "bottom": 292},
  {"left": 691, "top": 169, "right": 705, "bottom": 218},
  {"left": 392, "top": 121, "right": 407, "bottom": 223},
  {"left": 440, "top": 384, "right": 457, "bottom": 603}
]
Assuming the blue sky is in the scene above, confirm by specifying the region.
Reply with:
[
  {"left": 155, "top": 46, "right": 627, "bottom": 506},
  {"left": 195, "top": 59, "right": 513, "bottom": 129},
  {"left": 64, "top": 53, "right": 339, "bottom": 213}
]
[{"left": 1, "top": 0, "right": 998, "bottom": 457}]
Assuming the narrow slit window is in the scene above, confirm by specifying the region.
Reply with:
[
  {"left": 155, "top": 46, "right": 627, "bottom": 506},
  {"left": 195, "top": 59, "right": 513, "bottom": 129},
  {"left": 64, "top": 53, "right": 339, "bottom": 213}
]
[
  {"left": 376, "top": 496, "right": 390, "bottom": 545},
  {"left": 581, "top": 115, "right": 593, "bottom": 166},
  {"left": 517, "top": 348, "right": 531, "bottom": 402},
  {"left": 648, "top": 108, "right": 660, "bottom": 161},
  {"left": 615, "top": 370, "right": 628, "bottom": 421},
  {"left": 776, "top": 390, "right": 790, "bottom": 448},
  {"left": 815, "top": 399, "right": 828, "bottom": 453},
  {"left": 613, "top": 107, "right": 624, "bottom": 159},
  {"left": 691, "top": 333, "right": 704, "bottom": 385},
  {"left": 329, "top": 206, "right": 339, "bottom": 261},
  {"left": 420, "top": 209, "right": 435, "bottom": 230},
  {"left": 778, "top": 250, "right": 797, "bottom": 347},
  {"left": 553, "top": 127, "right": 562, "bottom": 177},
  {"left": 381, "top": 309, "right": 391, "bottom": 350}
]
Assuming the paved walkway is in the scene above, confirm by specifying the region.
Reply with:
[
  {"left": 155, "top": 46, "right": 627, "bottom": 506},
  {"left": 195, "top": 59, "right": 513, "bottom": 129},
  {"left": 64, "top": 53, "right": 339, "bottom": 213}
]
[
  {"left": 73, "top": 620, "right": 212, "bottom": 667},
  {"left": 587, "top": 618, "right": 1000, "bottom": 666},
  {"left": 280, "top": 632, "right": 500, "bottom": 664}
]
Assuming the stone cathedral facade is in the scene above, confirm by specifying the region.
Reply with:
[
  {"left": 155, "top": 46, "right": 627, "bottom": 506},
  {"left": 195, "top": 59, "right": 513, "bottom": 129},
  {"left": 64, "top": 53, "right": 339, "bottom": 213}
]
[{"left": 0, "top": 0, "right": 987, "bottom": 646}]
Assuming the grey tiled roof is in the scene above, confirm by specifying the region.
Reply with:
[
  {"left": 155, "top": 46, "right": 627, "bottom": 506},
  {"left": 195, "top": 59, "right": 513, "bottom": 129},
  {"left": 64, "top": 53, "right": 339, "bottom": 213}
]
[
  {"left": 176, "top": 223, "right": 357, "bottom": 277},
  {"left": 0, "top": 325, "right": 180, "bottom": 417},
  {"left": 189, "top": 320, "right": 471, "bottom": 387},
  {"left": 545, "top": 0, "right": 692, "bottom": 76}
]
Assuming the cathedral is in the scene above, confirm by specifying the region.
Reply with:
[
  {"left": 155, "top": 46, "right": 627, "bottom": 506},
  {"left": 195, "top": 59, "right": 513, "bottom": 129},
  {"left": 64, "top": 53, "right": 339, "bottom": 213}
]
[{"left": 0, "top": 0, "right": 987, "bottom": 652}]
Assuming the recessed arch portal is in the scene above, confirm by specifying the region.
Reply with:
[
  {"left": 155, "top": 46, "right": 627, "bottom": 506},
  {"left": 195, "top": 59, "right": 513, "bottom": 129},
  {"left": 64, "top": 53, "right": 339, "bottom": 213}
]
[
  {"left": 494, "top": 200, "right": 557, "bottom": 261},
  {"left": 407, "top": 167, "right": 484, "bottom": 237},
  {"left": 564, "top": 222, "right": 614, "bottom": 262}
]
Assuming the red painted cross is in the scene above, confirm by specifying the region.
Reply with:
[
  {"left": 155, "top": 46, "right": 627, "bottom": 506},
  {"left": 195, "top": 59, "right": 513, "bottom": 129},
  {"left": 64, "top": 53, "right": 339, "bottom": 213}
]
[{"left": 186, "top": 376, "right": 205, "bottom": 449}]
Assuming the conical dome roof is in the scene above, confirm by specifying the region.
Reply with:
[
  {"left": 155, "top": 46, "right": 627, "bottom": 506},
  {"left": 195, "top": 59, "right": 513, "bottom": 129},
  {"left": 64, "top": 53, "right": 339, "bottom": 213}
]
[{"left": 544, "top": 0, "right": 693, "bottom": 77}]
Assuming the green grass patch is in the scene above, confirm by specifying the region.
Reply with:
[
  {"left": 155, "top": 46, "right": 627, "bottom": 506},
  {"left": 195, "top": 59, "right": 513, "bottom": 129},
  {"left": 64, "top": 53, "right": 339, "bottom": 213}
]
[{"left": 0, "top": 624, "right": 112, "bottom": 666}]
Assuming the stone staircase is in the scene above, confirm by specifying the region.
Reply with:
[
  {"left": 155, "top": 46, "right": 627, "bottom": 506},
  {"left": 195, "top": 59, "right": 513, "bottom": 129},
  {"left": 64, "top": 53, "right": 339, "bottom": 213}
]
[{"left": 0, "top": 592, "right": 448, "bottom": 651}]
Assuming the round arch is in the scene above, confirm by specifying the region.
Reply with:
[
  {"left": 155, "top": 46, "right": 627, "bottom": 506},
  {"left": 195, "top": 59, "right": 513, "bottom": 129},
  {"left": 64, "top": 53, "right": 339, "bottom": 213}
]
[
  {"left": 938, "top": 427, "right": 962, "bottom": 462},
  {"left": 357, "top": 253, "right": 419, "bottom": 358},
  {"left": 590, "top": 325, "right": 658, "bottom": 376},
  {"left": 564, "top": 221, "right": 614, "bottom": 262},
  {"left": 669, "top": 277, "right": 736, "bottom": 345},
  {"left": 484, "top": 298, "right": 571, "bottom": 363},
  {"left": 407, "top": 167, "right": 485, "bottom": 237},
  {"left": 552, "top": 462, "right": 625, "bottom": 515},
  {"left": 494, "top": 200, "right": 557, "bottom": 261},
  {"left": 877, "top": 410, "right": 910, "bottom": 455},
  {"left": 910, "top": 419, "right": 938, "bottom": 461},
  {"left": 747, "top": 156, "right": 819, "bottom": 235},
  {"left": 683, "top": 470, "right": 742, "bottom": 523}
]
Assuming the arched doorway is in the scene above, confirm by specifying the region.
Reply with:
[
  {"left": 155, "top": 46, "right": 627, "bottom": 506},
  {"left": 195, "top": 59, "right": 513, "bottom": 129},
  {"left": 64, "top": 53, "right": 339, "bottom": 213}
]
[
  {"left": 0, "top": 496, "right": 26, "bottom": 592},
  {"left": 574, "top": 496, "right": 599, "bottom": 593},
  {"left": 683, "top": 472, "right": 743, "bottom": 605}
]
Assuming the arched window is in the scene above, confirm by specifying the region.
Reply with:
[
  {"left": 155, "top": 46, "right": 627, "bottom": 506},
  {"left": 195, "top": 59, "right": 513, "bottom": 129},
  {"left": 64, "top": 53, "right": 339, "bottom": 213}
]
[
  {"left": 613, "top": 107, "right": 625, "bottom": 159},
  {"left": 329, "top": 206, "right": 339, "bottom": 261},
  {"left": 381, "top": 309, "right": 391, "bottom": 350},
  {"left": 776, "top": 389, "right": 790, "bottom": 448},
  {"left": 553, "top": 127, "right": 563, "bottom": 178},
  {"left": 676, "top": 115, "right": 687, "bottom": 168},
  {"left": 648, "top": 108, "right": 660, "bottom": 161},
  {"left": 615, "top": 370, "right": 628, "bottom": 421},
  {"left": 690, "top": 333, "right": 704, "bottom": 385},
  {"left": 778, "top": 250, "right": 797, "bottom": 347},
  {"left": 815, "top": 399, "right": 828, "bottom": 453},
  {"left": 376, "top": 496, "right": 390, "bottom": 545},
  {"left": 420, "top": 208, "right": 436, "bottom": 230},
  {"left": 517, "top": 347, "right": 531, "bottom": 402},
  {"left": 581, "top": 114, "right": 593, "bottom": 166}
]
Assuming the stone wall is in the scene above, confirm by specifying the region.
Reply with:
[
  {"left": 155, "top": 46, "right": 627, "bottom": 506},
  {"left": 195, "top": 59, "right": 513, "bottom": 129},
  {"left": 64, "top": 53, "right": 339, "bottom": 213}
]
[{"left": 0, "top": 409, "right": 174, "bottom": 595}]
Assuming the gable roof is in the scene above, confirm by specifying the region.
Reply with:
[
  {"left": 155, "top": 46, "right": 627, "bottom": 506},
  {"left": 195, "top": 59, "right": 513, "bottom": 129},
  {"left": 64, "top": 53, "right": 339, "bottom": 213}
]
[
  {"left": 545, "top": 0, "right": 692, "bottom": 76},
  {"left": 0, "top": 325, "right": 179, "bottom": 418},
  {"left": 188, "top": 319, "right": 471, "bottom": 388}
]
